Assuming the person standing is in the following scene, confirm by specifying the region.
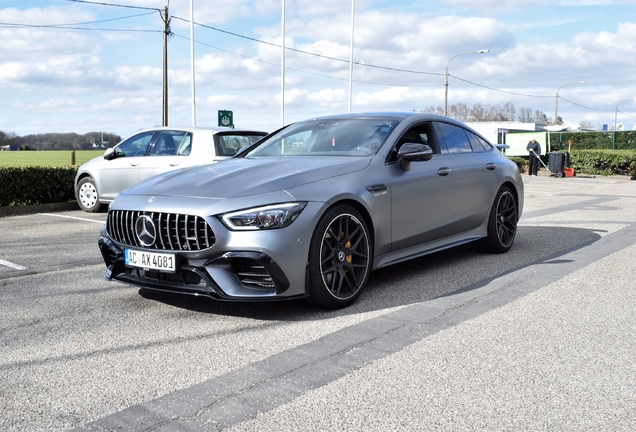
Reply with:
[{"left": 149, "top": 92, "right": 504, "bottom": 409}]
[{"left": 526, "top": 138, "right": 541, "bottom": 176}]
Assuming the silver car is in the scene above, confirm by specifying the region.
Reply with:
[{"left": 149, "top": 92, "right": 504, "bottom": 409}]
[
  {"left": 75, "top": 126, "right": 267, "bottom": 212},
  {"left": 98, "top": 113, "right": 524, "bottom": 309}
]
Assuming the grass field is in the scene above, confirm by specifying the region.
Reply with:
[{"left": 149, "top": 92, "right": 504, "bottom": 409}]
[{"left": 0, "top": 150, "right": 105, "bottom": 167}]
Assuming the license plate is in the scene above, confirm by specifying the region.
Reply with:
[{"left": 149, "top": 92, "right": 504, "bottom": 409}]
[{"left": 125, "top": 249, "right": 176, "bottom": 273}]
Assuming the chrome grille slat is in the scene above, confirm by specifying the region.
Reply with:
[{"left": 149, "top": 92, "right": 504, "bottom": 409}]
[
  {"left": 175, "top": 214, "right": 182, "bottom": 250},
  {"left": 106, "top": 210, "right": 215, "bottom": 251},
  {"left": 166, "top": 213, "right": 174, "bottom": 250},
  {"left": 203, "top": 218, "right": 210, "bottom": 248},
  {"left": 194, "top": 216, "right": 201, "bottom": 249}
]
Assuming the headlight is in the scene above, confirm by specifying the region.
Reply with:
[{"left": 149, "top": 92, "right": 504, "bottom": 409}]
[{"left": 220, "top": 202, "right": 307, "bottom": 230}]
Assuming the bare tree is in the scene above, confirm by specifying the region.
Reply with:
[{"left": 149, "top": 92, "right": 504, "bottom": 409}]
[
  {"left": 517, "top": 107, "right": 533, "bottom": 122},
  {"left": 534, "top": 110, "right": 548, "bottom": 124}
]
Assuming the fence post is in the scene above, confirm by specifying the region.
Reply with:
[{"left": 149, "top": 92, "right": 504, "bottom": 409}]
[{"left": 71, "top": 150, "right": 76, "bottom": 166}]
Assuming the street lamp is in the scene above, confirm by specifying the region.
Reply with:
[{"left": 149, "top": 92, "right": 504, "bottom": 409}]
[
  {"left": 614, "top": 99, "right": 633, "bottom": 131},
  {"left": 554, "top": 81, "right": 586, "bottom": 125},
  {"left": 444, "top": 49, "right": 488, "bottom": 116}
]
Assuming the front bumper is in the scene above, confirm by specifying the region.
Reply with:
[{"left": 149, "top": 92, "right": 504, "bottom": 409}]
[{"left": 98, "top": 235, "right": 307, "bottom": 301}]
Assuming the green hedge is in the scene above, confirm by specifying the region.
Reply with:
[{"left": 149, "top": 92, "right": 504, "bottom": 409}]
[
  {"left": 549, "top": 131, "right": 636, "bottom": 150},
  {"left": 570, "top": 150, "right": 636, "bottom": 177},
  {"left": 0, "top": 166, "right": 77, "bottom": 206}
]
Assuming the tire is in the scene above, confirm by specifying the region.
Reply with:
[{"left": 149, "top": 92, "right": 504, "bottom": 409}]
[
  {"left": 76, "top": 177, "right": 103, "bottom": 213},
  {"left": 476, "top": 186, "right": 517, "bottom": 254},
  {"left": 307, "top": 205, "right": 372, "bottom": 309}
]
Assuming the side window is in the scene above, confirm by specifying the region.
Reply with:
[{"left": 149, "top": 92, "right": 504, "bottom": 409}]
[
  {"left": 176, "top": 134, "right": 192, "bottom": 156},
  {"left": 150, "top": 131, "right": 190, "bottom": 156},
  {"left": 469, "top": 133, "right": 493, "bottom": 151},
  {"left": 435, "top": 122, "right": 473, "bottom": 153},
  {"left": 114, "top": 131, "right": 155, "bottom": 157},
  {"left": 215, "top": 134, "right": 268, "bottom": 156},
  {"left": 388, "top": 122, "right": 439, "bottom": 163}
]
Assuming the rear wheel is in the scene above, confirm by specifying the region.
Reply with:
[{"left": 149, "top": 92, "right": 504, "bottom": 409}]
[
  {"left": 476, "top": 186, "right": 517, "bottom": 253},
  {"left": 307, "top": 205, "right": 371, "bottom": 309},
  {"left": 76, "top": 177, "right": 103, "bottom": 213}
]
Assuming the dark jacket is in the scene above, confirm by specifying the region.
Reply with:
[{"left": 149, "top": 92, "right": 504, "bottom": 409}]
[{"left": 526, "top": 140, "right": 541, "bottom": 155}]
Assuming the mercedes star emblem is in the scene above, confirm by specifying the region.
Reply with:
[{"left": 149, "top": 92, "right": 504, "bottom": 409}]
[{"left": 135, "top": 215, "right": 157, "bottom": 247}]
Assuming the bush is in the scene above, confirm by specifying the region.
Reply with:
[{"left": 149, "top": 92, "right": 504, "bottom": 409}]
[
  {"left": 0, "top": 166, "right": 77, "bottom": 206},
  {"left": 569, "top": 150, "right": 636, "bottom": 177}
]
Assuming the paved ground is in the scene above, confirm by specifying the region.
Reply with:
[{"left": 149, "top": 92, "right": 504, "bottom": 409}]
[{"left": 1, "top": 174, "right": 635, "bottom": 431}]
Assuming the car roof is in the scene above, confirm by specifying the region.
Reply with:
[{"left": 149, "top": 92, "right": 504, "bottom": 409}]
[
  {"left": 300, "top": 111, "right": 454, "bottom": 123},
  {"left": 136, "top": 126, "right": 267, "bottom": 135}
]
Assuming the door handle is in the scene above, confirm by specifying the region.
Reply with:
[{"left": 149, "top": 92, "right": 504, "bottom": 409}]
[
  {"left": 169, "top": 163, "right": 180, "bottom": 167},
  {"left": 486, "top": 162, "right": 497, "bottom": 170},
  {"left": 437, "top": 167, "right": 451, "bottom": 176},
  {"left": 130, "top": 163, "right": 140, "bottom": 167}
]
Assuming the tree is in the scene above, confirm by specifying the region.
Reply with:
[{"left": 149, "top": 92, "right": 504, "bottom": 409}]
[
  {"left": 534, "top": 110, "right": 548, "bottom": 124},
  {"left": 517, "top": 107, "right": 533, "bottom": 122}
]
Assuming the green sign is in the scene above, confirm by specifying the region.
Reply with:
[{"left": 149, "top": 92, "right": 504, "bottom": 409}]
[{"left": 218, "top": 110, "right": 234, "bottom": 127}]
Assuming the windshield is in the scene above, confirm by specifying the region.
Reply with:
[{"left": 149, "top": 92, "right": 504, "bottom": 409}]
[{"left": 246, "top": 117, "right": 400, "bottom": 157}]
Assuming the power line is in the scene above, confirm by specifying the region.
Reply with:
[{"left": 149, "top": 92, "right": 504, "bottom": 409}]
[
  {"left": 172, "top": 16, "right": 444, "bottom": 78},
  {"left": 65, "top": 0, "right": 160, "bottom": 12},
  {"left": 559, "top": 96, "right": 616, "bottom": 113},
  {"left": 172, "top": 33, "right": 442, "bottom": 88},
  {"left": 450, "top": 75, "right": 553, "bottom": 98},
  {"left": 0, "top": 11, "right": 159, "bottom": 31}
]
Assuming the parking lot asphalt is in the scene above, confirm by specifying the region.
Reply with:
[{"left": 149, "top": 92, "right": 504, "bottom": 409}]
[{"left": 1, "top": 174, "right": 635, "bottom": 431}]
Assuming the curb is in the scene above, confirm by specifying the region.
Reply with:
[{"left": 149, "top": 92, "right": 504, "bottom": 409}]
[{"left": 0, "top": 201, "right": 80, "bottom": 217}]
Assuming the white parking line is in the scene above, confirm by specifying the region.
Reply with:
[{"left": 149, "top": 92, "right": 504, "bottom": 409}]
[
  {"left": 0, "top": 259, "right": 27, "bottom": 270},
  {"left": 39, "top": 213, "right": 105, "bottom": 224}
]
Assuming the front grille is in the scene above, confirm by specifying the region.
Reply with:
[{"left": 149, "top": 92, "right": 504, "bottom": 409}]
[
  {"left": 107, "top": 210, "right": 216, "bottom": 251},
  {"left": 232, "top": 258, "right": 275, "bottom": 289}
]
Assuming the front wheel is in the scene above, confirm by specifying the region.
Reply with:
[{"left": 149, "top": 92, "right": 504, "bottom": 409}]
[
  {"left": 307, "top": 205, "right": 372, "bottom": 309},
  {"left": 76, "top": 177, "right": 103, "bottom": 212},
  {"left": 475, "top": 186, "right": 518, "bottom": 253}
]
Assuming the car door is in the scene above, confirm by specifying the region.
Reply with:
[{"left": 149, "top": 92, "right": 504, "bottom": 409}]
[
  {"left": 137, "top": 131, "right": 193, "bottom": 183},
  {"left": 433, "top": 122, "right": 496, "bottom": 231},
  {"left": 98, "top": 131, "right": 156, "bottom": 201},
  {"left": 385, "top": 122, "right": 456, "bottom": 251}
]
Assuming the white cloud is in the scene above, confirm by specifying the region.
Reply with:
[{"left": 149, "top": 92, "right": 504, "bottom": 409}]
[{"left": 2, "top": 1, "right": 636, "bottom": 135}]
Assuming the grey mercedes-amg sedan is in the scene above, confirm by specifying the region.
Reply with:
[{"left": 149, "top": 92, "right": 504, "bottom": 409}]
[{"left": 98, "top": 112, "right": 524, "bottom": 309}]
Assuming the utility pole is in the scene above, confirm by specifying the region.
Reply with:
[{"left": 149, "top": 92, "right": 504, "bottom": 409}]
[{"left": 162, "top": 4, "right": 171, "bottom": 126}]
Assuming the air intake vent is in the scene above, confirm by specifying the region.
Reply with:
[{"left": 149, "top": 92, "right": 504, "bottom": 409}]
[{"left": 232, "top": 259, "right": 275, "bottom": 289}]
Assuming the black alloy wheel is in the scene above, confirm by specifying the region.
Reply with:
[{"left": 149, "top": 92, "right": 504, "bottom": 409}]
[
  {"left": 307, "top": 205, "right": 371, "bottom": 309},
  {"left": 477, "top": 185, "right": 518, "bottom": 253}
]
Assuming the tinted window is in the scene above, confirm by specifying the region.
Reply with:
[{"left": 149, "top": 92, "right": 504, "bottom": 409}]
[
  {"left": 466, "top": 131, "right": 493, "bottom": 152},
  {"left": 247, "top": 118, "right": 399, "bottom": 158},
  {"left": 388, "top": 122, "right": 439, "bottom": 163},
  {"left": 435, "top": 122, "right": 473, "bottom": 153}
]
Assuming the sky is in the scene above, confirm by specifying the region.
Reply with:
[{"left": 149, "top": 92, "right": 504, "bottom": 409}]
[{"left": 1, "top": 0, "right": 636, "bottom": 138}]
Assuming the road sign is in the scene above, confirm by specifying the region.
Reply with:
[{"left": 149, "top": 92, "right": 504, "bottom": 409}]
[{"left": 218, "top": 110, "right": 234, "bottom": 127}]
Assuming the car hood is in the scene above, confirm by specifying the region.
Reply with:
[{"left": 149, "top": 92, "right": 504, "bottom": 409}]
[{"left": 121, "top": 156, "right": 371, "bottom": 199}]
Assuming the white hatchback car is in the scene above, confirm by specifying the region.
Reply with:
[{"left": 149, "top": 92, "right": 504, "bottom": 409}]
[{"left": 75, "top": 126, "right": 267, "bottom": 212}]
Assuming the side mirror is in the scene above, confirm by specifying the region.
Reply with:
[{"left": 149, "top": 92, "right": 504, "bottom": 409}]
[
  {"left": 103, "top": 147, "right": 115, "bottom": 160},
  {"left": 398, "top": 143, "right": 433, "bottom": 171}
]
